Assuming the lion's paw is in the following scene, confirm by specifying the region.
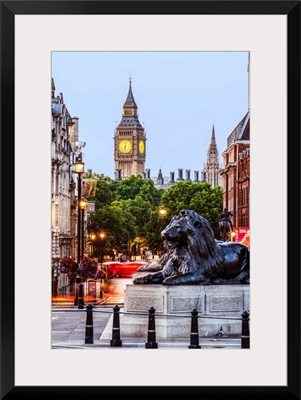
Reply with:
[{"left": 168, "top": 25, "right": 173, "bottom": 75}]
[{"left": 133, "top": 277, "right": 144, "bottom": 284}]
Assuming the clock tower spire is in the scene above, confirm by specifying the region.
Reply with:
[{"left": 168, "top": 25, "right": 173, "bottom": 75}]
[{"left": 114, "top": 78, "right": 146, "bottom": 179}]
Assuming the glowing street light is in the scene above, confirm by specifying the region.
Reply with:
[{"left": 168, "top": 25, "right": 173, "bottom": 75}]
[
  {"left": 99, "top": 231, "right": 106, "bottom": 241},
  {"left": 159, "top": 205, "right": 168, "bottom": 255},
  {"left": 74, "top": 155, "right": 85, "bottom": 263},
  {"left": 159, "top": 205, "right": 167, "bottom": 218}
]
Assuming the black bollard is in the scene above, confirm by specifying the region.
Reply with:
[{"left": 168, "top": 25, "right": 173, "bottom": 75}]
[
  {"left": 110, "top": 305, "right": 122, "bottom": 347},
  {"left": 145, "top": 306, "right": 158, "bottom": 349},
  {"left": 85, "top": 303, "right": 94, "bottom": 344},
  {"left": 78, "top": 283, "right": 85, "bottom": 309},
  {"left": 188, "top": 308, "right": 201, "bottom": 349},
  {"left": 241, "top": 311, "right": 250, "bottom": 349}
]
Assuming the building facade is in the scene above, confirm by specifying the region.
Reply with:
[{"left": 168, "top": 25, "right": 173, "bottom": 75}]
[
  {"left": 114, "top": 78, "right": 146, "bottom": 179},
  {"left": 52, "top": 79, "right": 76, "bottom": 294},
  {"left": 51, "top": 78, "right": 88, "bottom": 296},
  {"left": 220, "top": 111, "right": 250, "bottom": 229},
  {"left": 237, "top": 147, "right": 250, "bottom": 228}
]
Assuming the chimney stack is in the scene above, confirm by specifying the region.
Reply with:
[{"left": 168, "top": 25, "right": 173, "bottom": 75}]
[
  {"left": 193, "top": 170, "right": 199, "bottom": 182},
  {"left": 169, "top": 171, "right": 175, "bottom": 184},
  {"left": 177, "top": 168, "right": 184, "bottom": 181}
]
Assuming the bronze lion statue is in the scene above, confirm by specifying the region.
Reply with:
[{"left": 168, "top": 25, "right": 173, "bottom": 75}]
[{"left": 133, "top": 209, "right": 249, "bottom": 285}]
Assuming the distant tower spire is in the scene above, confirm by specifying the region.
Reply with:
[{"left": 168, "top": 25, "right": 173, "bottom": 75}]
[
  {"left": 201, "top": 124, "right": 221, "bottom": 188},
  {"left": 123, "top": 77, "right": 137, "bottom": 109},
  {"left": 207, "top": 124, "right": 218, "bottom": 164},
  {"left": 211, "top": 124, "right": 216, "bottom": 145},
  {"left": 157, "top": 168, "right": 164, "bottom": 185}
]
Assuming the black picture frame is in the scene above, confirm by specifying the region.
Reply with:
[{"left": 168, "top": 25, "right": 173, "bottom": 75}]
[{"left": 1, "top": 1, "right": 300, "bottom": 399}]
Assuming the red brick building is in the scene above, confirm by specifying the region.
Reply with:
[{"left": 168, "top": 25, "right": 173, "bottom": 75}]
[
  {"left": 220, "top": 111, "right": 250, "bottom": 231},
  {"left": 237, "top": 147, "right": 250, "bottom": 228}
]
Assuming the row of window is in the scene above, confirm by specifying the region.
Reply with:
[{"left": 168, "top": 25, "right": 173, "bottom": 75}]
[{"left": 118, "top": 131, "right": 133, "bottom": 136}]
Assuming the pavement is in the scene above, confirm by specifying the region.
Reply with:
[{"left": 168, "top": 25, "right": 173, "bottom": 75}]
[{"left": 51, "top": 295, "right": 242, "bottom": 350}]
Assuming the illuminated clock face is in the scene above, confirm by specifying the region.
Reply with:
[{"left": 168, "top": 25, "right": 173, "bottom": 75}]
[
  {"left": 139, "top": 140, "right": 145, "bottom": 153},
  {"left": 119, "top": 140, "right": 132, "bottom": 153}
]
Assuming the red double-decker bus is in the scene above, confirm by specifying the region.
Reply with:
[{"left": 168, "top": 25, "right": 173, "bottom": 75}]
[{"left": 102, "top": 261, "right": 148, "bottom": 279}]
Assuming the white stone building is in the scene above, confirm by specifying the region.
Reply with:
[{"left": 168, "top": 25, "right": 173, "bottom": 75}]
[{"left": 51, "top": 78, "right": 80, "bottom": 295}]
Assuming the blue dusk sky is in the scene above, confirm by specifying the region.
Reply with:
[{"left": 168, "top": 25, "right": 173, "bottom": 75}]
[{"left": 52, "top": 51, "right": 249, "bottom": 179}]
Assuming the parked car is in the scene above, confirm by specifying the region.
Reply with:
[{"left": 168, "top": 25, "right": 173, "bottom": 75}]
[{"left": 102, "top": 261, "right": 148, "bottom": 279}]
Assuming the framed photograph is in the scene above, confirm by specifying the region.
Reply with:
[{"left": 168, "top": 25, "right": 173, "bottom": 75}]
[{"left": 1, "top": 1, "right": 300, "bottom": 399}]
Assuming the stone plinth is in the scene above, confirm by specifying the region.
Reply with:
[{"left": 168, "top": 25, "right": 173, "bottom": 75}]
[{"left": 120, "top": 283, "right": 249, "bottom": 338}]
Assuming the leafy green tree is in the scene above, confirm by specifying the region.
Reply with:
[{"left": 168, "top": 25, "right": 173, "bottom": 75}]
[
  {"left": 145, "top": 208, "right": 170, "bottom": 255},
  {"left": 85, "top": 173, "right": 222, "bottom": 257},
  {"left": 87, "top": 203, "right": 136, "bottom": 256},
  {"left": 86, "top": 174, "right": 166, "bottom": 257},
  {"left": 114, "top": 196, "right": 152, "bottom": 238},
  {"left": 160, "top": 181, "right": 223, "bottom": 237},
  {"left": 115, "top": 175, "right": 163, "bottom": 206}
]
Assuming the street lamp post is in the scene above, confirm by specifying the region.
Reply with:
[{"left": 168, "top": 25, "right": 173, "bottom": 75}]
[
  {"left": 88, "top": 230, "right": 106, "bottom": 299},
  {"left": 79, "top": 198, "right": 87, "bottom": 259},
  {"left": 52, "top": 258, "right": 60, "bottom": 297},
  {"left": 90, "top": 233, "right": 96, "bottom": 257},
  {"left": 99, "top": 231, "right": 106, "bottom": 300},
  {"left": 74, "top": 156, "right": 85, "bottom": 263},
  {"left": 159, "top": 205, "right": 168, "bottom": 256},
  {"left": 121, "top": 237, "right": 127, "bottom": 261},
  {"left": 99, "top": 231, "right": 106, "bottom": 267},
  {"left": 74, "top": 156, "right": 85, "bottom": 306}
]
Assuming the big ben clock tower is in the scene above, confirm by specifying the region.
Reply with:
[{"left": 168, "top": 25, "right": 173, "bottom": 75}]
[{"left": 114, "top": 77, "right": 146, "bottom": 179}]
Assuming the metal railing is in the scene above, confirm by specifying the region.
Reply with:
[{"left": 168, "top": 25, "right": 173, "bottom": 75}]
[{"left": 52, "top": 304, "right": 250, "bottom": 349}]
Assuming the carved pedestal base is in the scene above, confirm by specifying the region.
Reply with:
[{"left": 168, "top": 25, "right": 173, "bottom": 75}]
[{"left": 120, "top": 282, "right": 250, "bottom": 339}]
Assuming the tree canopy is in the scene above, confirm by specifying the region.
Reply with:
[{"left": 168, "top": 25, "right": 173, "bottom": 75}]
[
  {"left": 161, "top": 181, "right": 223, "bottom": 233},
  {"left": 84, "top": 174, "right": 223, "bottom": 257},
  {"left": 145, "top": 181, "right": 223, "bottom": 252}
]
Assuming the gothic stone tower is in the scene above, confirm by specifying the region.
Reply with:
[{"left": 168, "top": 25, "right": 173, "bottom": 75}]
[
  {"left": 114, "top": 78, "right": 146, "bottom": 179},
  {"left": 201, "top": 124, "right": 221, "bottom": 188}
]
